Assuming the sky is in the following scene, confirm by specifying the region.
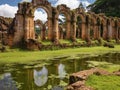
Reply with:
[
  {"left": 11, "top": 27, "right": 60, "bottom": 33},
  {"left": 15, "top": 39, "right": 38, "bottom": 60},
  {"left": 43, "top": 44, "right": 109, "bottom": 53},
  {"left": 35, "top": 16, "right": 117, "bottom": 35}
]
[{"left": 0, "top": 0, "right": 95, "bottom": 22}]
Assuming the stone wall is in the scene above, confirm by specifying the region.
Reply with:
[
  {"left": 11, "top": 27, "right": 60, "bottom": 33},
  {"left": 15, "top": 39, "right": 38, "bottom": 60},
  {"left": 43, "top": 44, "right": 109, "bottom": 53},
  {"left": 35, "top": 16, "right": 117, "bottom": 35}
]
[{"left": 1, "top": 0, "right": 120, "bottom": 47}]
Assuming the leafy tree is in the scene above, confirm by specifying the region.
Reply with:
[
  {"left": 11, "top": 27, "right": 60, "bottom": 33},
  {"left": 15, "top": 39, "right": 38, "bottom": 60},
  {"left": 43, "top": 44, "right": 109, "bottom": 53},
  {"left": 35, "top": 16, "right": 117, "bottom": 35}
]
[{"left": 87, "top": 0, "right": 120, "bottom": 17}]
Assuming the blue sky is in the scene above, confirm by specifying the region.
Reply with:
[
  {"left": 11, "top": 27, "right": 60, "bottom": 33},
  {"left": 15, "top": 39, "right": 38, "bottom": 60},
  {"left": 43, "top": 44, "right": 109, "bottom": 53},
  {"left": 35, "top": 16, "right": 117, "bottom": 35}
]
[
  {"left": 0, "top": 0, "right": 95, "bottom": 22},
  {"left": 0, "top": 0, "right": 95, "bottom": 6}
]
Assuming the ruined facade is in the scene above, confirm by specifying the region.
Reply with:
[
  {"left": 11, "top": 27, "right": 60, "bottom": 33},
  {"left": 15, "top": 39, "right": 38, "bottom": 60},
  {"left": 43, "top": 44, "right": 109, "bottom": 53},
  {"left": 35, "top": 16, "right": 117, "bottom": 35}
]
[
  {"left": 0, "top": 16, "right": 13, "bottom": 45},
  {"left": 1, "top": 0, "right": 120, "bottom": 47}
]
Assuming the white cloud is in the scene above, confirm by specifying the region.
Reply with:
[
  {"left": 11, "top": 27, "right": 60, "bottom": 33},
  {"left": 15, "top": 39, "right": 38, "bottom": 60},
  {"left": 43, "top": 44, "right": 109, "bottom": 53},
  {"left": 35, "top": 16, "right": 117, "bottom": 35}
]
[
  {"left": 0, "top": 4, "right": 18, "bottom": 18},
  {"left": 55, "top": 0, "right": 80, "bottom": 9},
  {"left": 55, "top": 0, "right": 90, "bottom": 9},
  {"left": 0, "top": 0, "right": 91, "bottom": 22},
  {"left": 20, "top": 0, "right": 31, "bottom": 3},
  {"left": 34, "top": 10, "right": 47, "bottom": 23}
]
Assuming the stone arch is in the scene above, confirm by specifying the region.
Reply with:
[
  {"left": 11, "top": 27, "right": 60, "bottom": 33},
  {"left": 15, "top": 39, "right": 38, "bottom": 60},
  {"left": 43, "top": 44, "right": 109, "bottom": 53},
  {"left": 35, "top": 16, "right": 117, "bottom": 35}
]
[
  {"left": 13, "top": 0, "right": 53, "bottom": 45},
  {"left": 94, "top": 16, "right": 102, "bottom": 40},
  {"left": 98, "top": 15, "right": 108, "bottom": 40},
  {"left": 111, "top": 18, "right": 119, "bottom": 40},
  {"left": 76, "top": 14, "right": 85, "bottom": 39},
  {"left": 90, "top": 14, "right": 98, "bottom": 40},
  {"left": 85, "top": 14, "right": 92, "bottom": 41},
  {"left": 25, "top": 0, "right": 53, "bottom": 40},
  {"left": 55, "top": 4, "right": 71, "bottom": 40},
  {"left": 89, "top": 13, "right": 96, "bottom": 40},
  {"left": 75, "top": 8, "right": 86, "bottom": 40}
]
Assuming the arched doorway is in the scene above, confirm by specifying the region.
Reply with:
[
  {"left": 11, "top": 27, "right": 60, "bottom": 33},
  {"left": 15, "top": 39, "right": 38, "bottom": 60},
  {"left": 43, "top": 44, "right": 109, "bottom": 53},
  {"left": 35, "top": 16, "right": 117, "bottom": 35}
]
[
  {"left": 55, "top": 5, "right": 71, "bottom": 41},
  {"left": 22, "top": 0, "right": 53, "bottom": 41},
  {"left": 76, "top": 16, "right": 82, "bottom": 39},
  {"left": 96, "top": 17, "right": 101, "bottom": 39},
  {"left": 34, "top": 8, "right": 48, "bottom": 41},
  {"left": 58, "top": 14, "right": 67, "bottom": 39}
]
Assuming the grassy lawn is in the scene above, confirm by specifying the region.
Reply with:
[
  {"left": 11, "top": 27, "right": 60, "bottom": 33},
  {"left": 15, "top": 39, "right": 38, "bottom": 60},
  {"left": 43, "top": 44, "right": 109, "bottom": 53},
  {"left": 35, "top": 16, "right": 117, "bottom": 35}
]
[
  {"left": 0, "top": 45, "right": 120, "bottom": 64},
  {"left": 86, "top": 75, "right": 120, "bottom": 90}
]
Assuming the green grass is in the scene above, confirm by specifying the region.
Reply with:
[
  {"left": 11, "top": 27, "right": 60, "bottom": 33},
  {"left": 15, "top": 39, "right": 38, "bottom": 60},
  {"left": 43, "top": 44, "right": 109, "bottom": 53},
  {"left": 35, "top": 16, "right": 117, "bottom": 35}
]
[
  {"left": 41, "top": 40, "right": 52, "bottom": 45},
  {"left": 0, "top": 45, "right": 120, "bottom": 64},
  {"left": 76, "top": 39, "right": 86, "bottom": 44},
  {"left": 87, "top": 61, "right": 120, "bottom": 72},
  {"left": 86, "top": 75, "right": 120, "bottom": 90},
  {"left": 59, "top": 39, "right": 72, "bottom": 44}
]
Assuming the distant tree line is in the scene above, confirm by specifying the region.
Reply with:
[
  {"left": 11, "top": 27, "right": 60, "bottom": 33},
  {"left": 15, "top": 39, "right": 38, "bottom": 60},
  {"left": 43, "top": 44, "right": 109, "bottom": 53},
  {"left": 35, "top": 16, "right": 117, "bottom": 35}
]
[{"left": 87, "top": 0, "right": 120, "bottom": 17}]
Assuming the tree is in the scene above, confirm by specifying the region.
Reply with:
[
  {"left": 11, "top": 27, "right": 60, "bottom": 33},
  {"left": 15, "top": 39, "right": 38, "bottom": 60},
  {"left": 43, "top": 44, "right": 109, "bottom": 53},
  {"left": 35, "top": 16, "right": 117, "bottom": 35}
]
[{"left": 87, "top": 0, "right": 120, "bottom": 17}]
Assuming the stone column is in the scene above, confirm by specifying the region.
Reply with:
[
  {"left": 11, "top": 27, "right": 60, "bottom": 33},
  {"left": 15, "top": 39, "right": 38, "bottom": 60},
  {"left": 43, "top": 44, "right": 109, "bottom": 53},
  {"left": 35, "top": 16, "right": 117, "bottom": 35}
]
[
  {"left": 41, "top": 25, "right": 46, "bottom": 40},
  {"left": 71, "top": 20, "right": 76, "bottom": 41},
  {"left": 29, "top": 16, "right": 35, "bottom": 40},
  {"left": 115, "top": 27, "right": 119, "bottom": 41},
  {"left": 107, "top": 24, "right": 112, "bottom": 40},
  {"left": 66, "top": 20, "right": 71, "bottom": 39},
  {"left": 47, "top": 17, "right": 53, "bottom": 40},
  {"left": 103, "top": 25, "right": 107, "bottom": 40},
  {"left": 91, "top": 25, "right": 94, "bottom": 40},
  {"left": 24, "top": 16, "right": 35, "bottom": 40},
  {"left": 81, "top": 22, "right": 86, "bottom": 40},
  {"left": 118, "top": 28, "right": 120, "bottom": 39},
  {"left": 85, "top": 23, "right": 90, "bottom": 41},
  {"left": 13, "top": 14, "right": 24, "bottom": 45},
  {"left": 98, "top": 25, "right": 101, "bottom": 39},
  {"left": 112, "top": 25, "right": 116, "bottom": 39},
  {"left": 53, "top": 17, "right": 59, "bottom": 43},
  {"left": 94, "top": 25, "right": 100, "bottom": 40}
]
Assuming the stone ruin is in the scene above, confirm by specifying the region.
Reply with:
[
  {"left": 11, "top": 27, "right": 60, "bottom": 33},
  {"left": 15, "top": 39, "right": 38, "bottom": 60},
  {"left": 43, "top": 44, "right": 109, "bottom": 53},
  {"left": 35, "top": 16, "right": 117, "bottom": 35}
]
[{"left": 0, "top": 0, "right": 120, "bottom": 48}]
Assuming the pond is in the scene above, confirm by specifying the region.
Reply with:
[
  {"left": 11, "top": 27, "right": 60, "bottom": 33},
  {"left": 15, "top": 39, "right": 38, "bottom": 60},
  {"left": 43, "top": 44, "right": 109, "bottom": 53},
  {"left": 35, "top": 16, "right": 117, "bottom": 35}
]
[{"left": 0, "top": 53, "right": 120, "bottom": 90}]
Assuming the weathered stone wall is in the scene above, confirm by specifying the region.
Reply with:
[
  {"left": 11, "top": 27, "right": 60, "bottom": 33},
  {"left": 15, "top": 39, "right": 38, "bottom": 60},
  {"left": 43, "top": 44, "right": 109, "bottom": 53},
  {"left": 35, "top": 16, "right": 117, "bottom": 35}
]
[{"left": 1, "top": 0, "right": 120, "bottom": 47}]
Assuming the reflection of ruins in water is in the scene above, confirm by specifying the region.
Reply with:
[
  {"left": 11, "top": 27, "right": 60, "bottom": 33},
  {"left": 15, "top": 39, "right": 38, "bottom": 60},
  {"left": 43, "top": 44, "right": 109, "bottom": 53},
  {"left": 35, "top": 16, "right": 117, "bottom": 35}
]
[
  {"left": 34, "top": 66, "right": 48, "bottom": 87},
  {"left": 58, "top": 63, "right": 67, "bottom": 79},
  {"left": 52, "top": 86, "right": 64, "bottom": 90},
  {"left": 0, "top": 73, "right": 17, "bottom": 90}
]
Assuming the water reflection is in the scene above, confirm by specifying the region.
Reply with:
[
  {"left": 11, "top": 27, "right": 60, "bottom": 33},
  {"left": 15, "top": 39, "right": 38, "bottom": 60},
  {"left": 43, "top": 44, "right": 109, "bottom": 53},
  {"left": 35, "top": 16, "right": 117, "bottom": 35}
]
[
  {"left": 58, "top": 64, "right": 67, "bottom": 79},
  {"left": 52, "top": 86, "right": 64, "bottom": 90},
  {"left": 0, "top": 53, "right": 119, "bottom": 90},
  {"left": 0, "top": 73, "right": 17, "bottom": 90},
  {"left": 34, "top": 66, "right": 48, "bottom": 87}
]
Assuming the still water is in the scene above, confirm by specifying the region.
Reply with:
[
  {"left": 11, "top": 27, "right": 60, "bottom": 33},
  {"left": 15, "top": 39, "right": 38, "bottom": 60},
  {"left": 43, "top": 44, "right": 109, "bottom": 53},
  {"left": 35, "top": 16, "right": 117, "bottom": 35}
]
[{"left": 0, "top": 53, "right": 120, "bottom": 90}]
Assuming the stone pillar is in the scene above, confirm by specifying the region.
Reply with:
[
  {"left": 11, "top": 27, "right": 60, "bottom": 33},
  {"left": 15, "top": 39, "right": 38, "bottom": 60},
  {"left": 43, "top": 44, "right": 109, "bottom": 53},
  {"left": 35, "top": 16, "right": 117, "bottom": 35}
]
[
  {"left": 93, "top": 25, "right": 97, "bottom": 39},
  {"left": 66, "top": 20, "right": 71, "bottom": 39},
  {"left": 115, "top": 27, "right": 119, "bottom": 40},
  {"left": 71, "top": 21, "right": 76, "bottom": 41},
  {"left": 118, "top": 28, "right": 120, "bottom": 39},
  {"left": 41, "top": 25, "right": 46, "bottom": 40},
  {"left": 103, "top": 25, "right": 107, "bottom": 40},
  {"left": 47, "top": 17, "right": 53, "bottom": 40},
  {"left": 91, "top": 25, "right": 94, "bottom": 40},
  {"left": 85, "top": 23, "right": 90, "bottom": 41},
  {"left": 81, "top": 22, "right": 86, "bottom": 40},
  {"left": 53, "top": 17, "right": 59, "bottom": 42},
  {"left": 107, "top": 24, "right": 112, "bottom": 40},
  {"left": 94, "top": 25, "right": 100, "bottom": 40},
  {"left": 24, "top": 16, "right": 35, "bottom": 40},
  {"left": 13, "top": 14, "right": 24, "bottom": 45},
  {"left": 98, "top": 25, "right": 101, "bottom": 39}
]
